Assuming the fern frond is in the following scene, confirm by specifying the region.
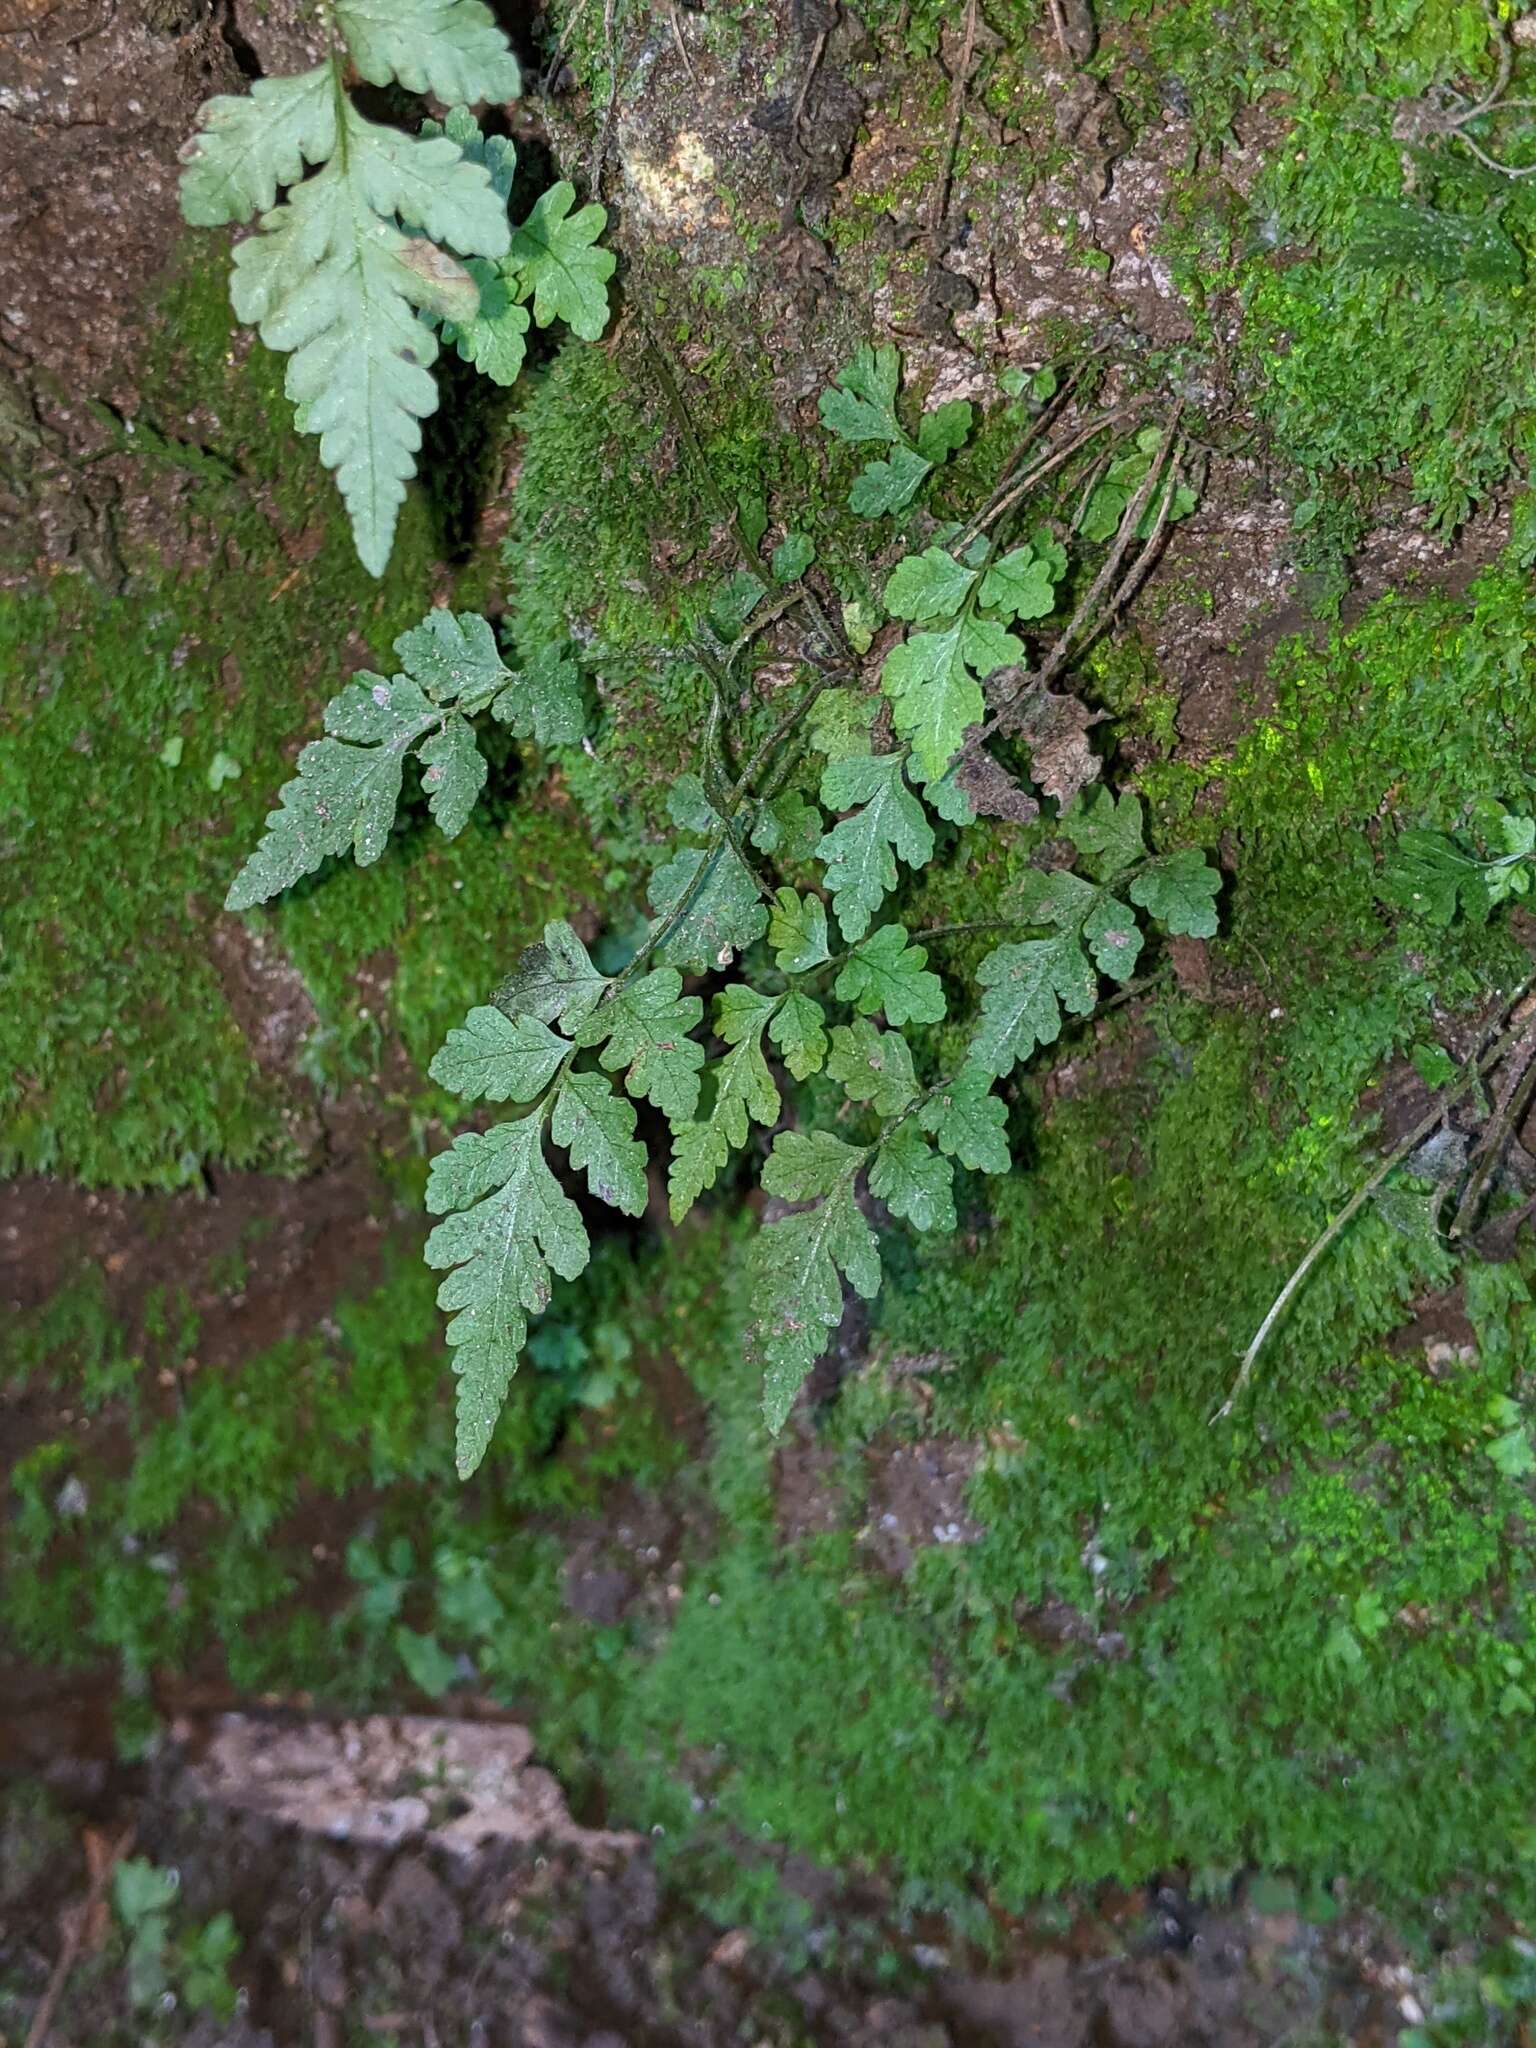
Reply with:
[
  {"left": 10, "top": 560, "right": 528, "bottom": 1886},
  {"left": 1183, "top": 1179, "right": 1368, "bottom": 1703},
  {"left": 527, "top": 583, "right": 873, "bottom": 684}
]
[
  {"left": 332, "top": 0, "right": 522, "bottom": 101},
  {"left": 226, "top": 607, "right": 522, "bottom": 909},
  {"left": 179, "top": 0, "right": 522, "bottom": 575},
  {"left": 230, "top": 113, "right": 507, "bottom": 575},
  {"left": 425, "top": 1115, "right": 589, "bottom": 1477},
  {"left": 750, "top": 1134, "right": 879, "bottom": 1431}
]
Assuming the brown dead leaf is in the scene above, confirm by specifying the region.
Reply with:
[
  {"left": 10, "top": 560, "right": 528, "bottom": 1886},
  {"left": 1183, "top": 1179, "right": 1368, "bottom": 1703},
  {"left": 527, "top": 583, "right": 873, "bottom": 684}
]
[
  {"left": 1013, "top": 688, "right": 1103, "bottom": 805},
  {"left": 954, "top": 748, "right": 1040, "bottom": 823}
]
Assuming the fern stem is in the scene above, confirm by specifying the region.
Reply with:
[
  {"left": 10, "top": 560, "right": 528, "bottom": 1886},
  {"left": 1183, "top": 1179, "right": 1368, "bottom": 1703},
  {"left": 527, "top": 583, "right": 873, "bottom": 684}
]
[
  {"left": 956, "top": 401, "right": 1155, "bottom": 554},
  {"left": 961, "top": 413, "right": 1184, "bottom": 765},
  {"left": 1214, "top": 993, "right": 1536, "bottom": 1424}
]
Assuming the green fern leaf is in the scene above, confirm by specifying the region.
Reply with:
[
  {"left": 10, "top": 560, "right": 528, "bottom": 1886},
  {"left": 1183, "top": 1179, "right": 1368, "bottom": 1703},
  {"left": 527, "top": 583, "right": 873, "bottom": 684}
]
[
  {"left": 971, "top": 933, "right": 1098, "bottom": 1077},
  {"left": 818, "top": 344, "right": 903, "bottom": 442},
  {"left": 1061, "top": 787, "right": 1147, "bottom": 880},
  {"left": 1014, "top": 866, "right": 1143, "bottom": 982},
  {"left": 752, "top": 1176, "right": 880, "bottom": 1432},
  {"left": 882, "top": 615, "right": 1023, "bottom": 783},
  {"left": 392, "top": 607, "right": 508, "bottom": 705},
  {"left": 883, "top": 547, "right": 976, "bottom": 621},
  {"left": 429, "top": 1006, "right": 569, "bottom": 1102},
  {"left": 768, "top": 992, "right": 828, "bottom": 1080},
  {"left": 427, "top": 105, "right": 516, "bottom": 196},
  {"left": 666, "top": 1119, "right": 734, "bottom": 1225},
  {"left": 918, "top": 1065, "right": 1010, "bottom": 1174},
  {"left": 978, "top": 544, "right": 1061, "bottom": 621},
  {"left": 850, "top": 445, "right": 934, "bottom": 518},
  {"left": 425, "top": 1115, "right": 589, "bottom": 1477},
  {"left": 762, "top": 1129, "right": 866, "bottom": 1201},
  {"left": 508, "top": 182, "right": 616, "bottom": 340},
  {"left": 421, "top": 111, "right": 530, "bottom": 380},
  {"left": 333, "top": 0, "right": 522, "bottom": 101},
  {"left": 667, "top": 987, "right": 781, "bottom": 1222},
  {"left": 421, "top": 108, "right": 613, "bottom": 384},
  {"left": 551, "top": 1069, "right": 649, "bottom": 1215},
  {"left": 869, "top": 1123, "right": 956, "bottom": 1232},
  {"left": 230, "top": 111, "right": 509, "bottom": 575},
  {"left": 767, "top": 886, "right": 831, "bottom": 972},
  {"left": 751, "top": 790, "right": 824, "bottom": 862},
  {"left": 807, "top": 688, "right": 878, "bottom": 763},
  {"left": 444, "top": 264, "right": 531, "bottom": 384},
  {"left": 490, "top": 645, "right": 586, "bottom": 747},
  {"left": 834, "top": 922, "right": 946, "bottom": 1027},
  {"left": 178, "top": 69, "right": 336, "bottom": 226},
  {"left": 827, "top": 1019, "right": 918, "bottom": 1117},
  {"left": 1082, "top": 895, "right": 1143, "bottom": 979},
  {"left": 493, "top": 920, "right": 606, "bottom": 1030},
  {"left": 1129, "top": 849, "right": 1221, "bottom": 937},
  {"left": 575, "top": 968, "right": 705, "bottom": 1127},
  {"left": 915, "top": 399, "right": 973, "bottom": 462},
  {"left": 418, "top": 713, "right": 487, "bottom": 838},
  {"left": 225, "top": 672, "right": 439, "bottom": 908},
  {"left": 819, "top": 347, "right": 963, "bottom": 518},
  {"left": 649, "top": 843, "right": 769, "bottom": 972},
  {"left": 816, "top": 752, "right": 935, "bottom": 942}
]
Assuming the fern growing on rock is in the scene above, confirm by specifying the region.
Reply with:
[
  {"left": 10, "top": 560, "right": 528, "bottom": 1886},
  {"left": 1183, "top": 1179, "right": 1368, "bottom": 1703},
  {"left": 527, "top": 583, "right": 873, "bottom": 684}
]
[
  {"left": 178, "top": 0, "right": 612, "bottom": 577},
  {"left": 229, "top": 343, "right": 1214, "bottom": 1475}
]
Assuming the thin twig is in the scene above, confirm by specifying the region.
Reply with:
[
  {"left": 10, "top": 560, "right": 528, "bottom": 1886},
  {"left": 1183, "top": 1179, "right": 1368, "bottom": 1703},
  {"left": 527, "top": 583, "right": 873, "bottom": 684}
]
[
  {"left": 1077, "top": 450, "right": 1185, "bottom": 645},
  {"left": 928, "top": 0, "right": 979, "bottom": 260},
  {"left": 666, "top": 0, "right": 696, "bottom": 83},
  {"left": 958, "top": 399, "right": 1155, "bottom": 550},
  {"left": 539, "top": 0, "right": 595, "bottom": 93},
  {"left": 589, "top": 0, "right": 621, "bottom": 191},
  {"left": 962, "top": 412, "right": 1183, "bottom": 761},
  {"left": 25, "top": 1826, "right": 134, "bottom": 2048},
  {"left": 789, "top": 26, "right": 830, "bottom": 158},
  {"left": 1450, "top": 1019, "right": 1536, "bottom": 1239},
  {"left": 1214, "top": 996, "right": 1536, "bottom": 1423}
]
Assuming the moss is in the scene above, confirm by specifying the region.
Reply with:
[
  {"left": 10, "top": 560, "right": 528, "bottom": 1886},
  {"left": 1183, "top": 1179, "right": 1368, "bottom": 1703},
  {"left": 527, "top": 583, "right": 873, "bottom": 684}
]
[
  {"left": 0, "top": 1221, "right": 691, "bottom": 1700},
  {"left": 1140, "top": 0, "right": 1535, "bottom": 529},
  {"left": 497, "top": 332, "right": 853, "bottom": 884},
  {"left": 589, "top": 978, "right": 1536, "bottom": 1926},
  {"left": 0, "top": 245, "right": 611, "bottom": 1182}
]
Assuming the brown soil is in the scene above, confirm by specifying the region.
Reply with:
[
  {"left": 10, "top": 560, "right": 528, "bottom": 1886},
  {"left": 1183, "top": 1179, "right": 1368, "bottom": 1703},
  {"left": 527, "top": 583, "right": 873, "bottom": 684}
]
[{"left": 1, "top": 1739, "right": 1423, "bottom": 2047}]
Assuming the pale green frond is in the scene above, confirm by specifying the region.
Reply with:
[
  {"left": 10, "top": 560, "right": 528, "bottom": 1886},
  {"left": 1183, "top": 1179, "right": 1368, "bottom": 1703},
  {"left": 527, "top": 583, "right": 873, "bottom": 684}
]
[
  {"left": 429, "top": 1007, "right": 570, "bottom": 1103},
  {"left": 229, "top": 112, "right": 507, "bottom": 575},
  {"left": 649, "top": 843, "right": 769, "bottom": 973},
  {"left": 178, "top": 67, "right": 335, "bottom": 226},
  {"left": 334, "top": 0, "right": 522, "bottom": 103},
  {"left": 970, "top": 933, "right": 1098, "bottom": 1078},
  {"left": 834, "top": 923, "right": 946, "bottom": 1027},
  {"left": 816, "top": 752, "right": 935, "bottom": 942},
  {"left": 224, "top": 672, "right": 439, "bottom": 908},
  {"left": 666, "top": 990, "right": 780, "bottom": 1223},
  {"left": 493, "top": 921, "right": 606, "bottom": 1030},
  {"left": 418, "top": 713, "right": 487, "bottom": 838},
  {"left": 752, "top": 1181, "right": 880, "bottom": 1432},
  {"left": 394, "top": 607, "right": 509, "bottom": 706},
  {"left": 869, "top": 1123, "right": 956, "bottom": 1233}
]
